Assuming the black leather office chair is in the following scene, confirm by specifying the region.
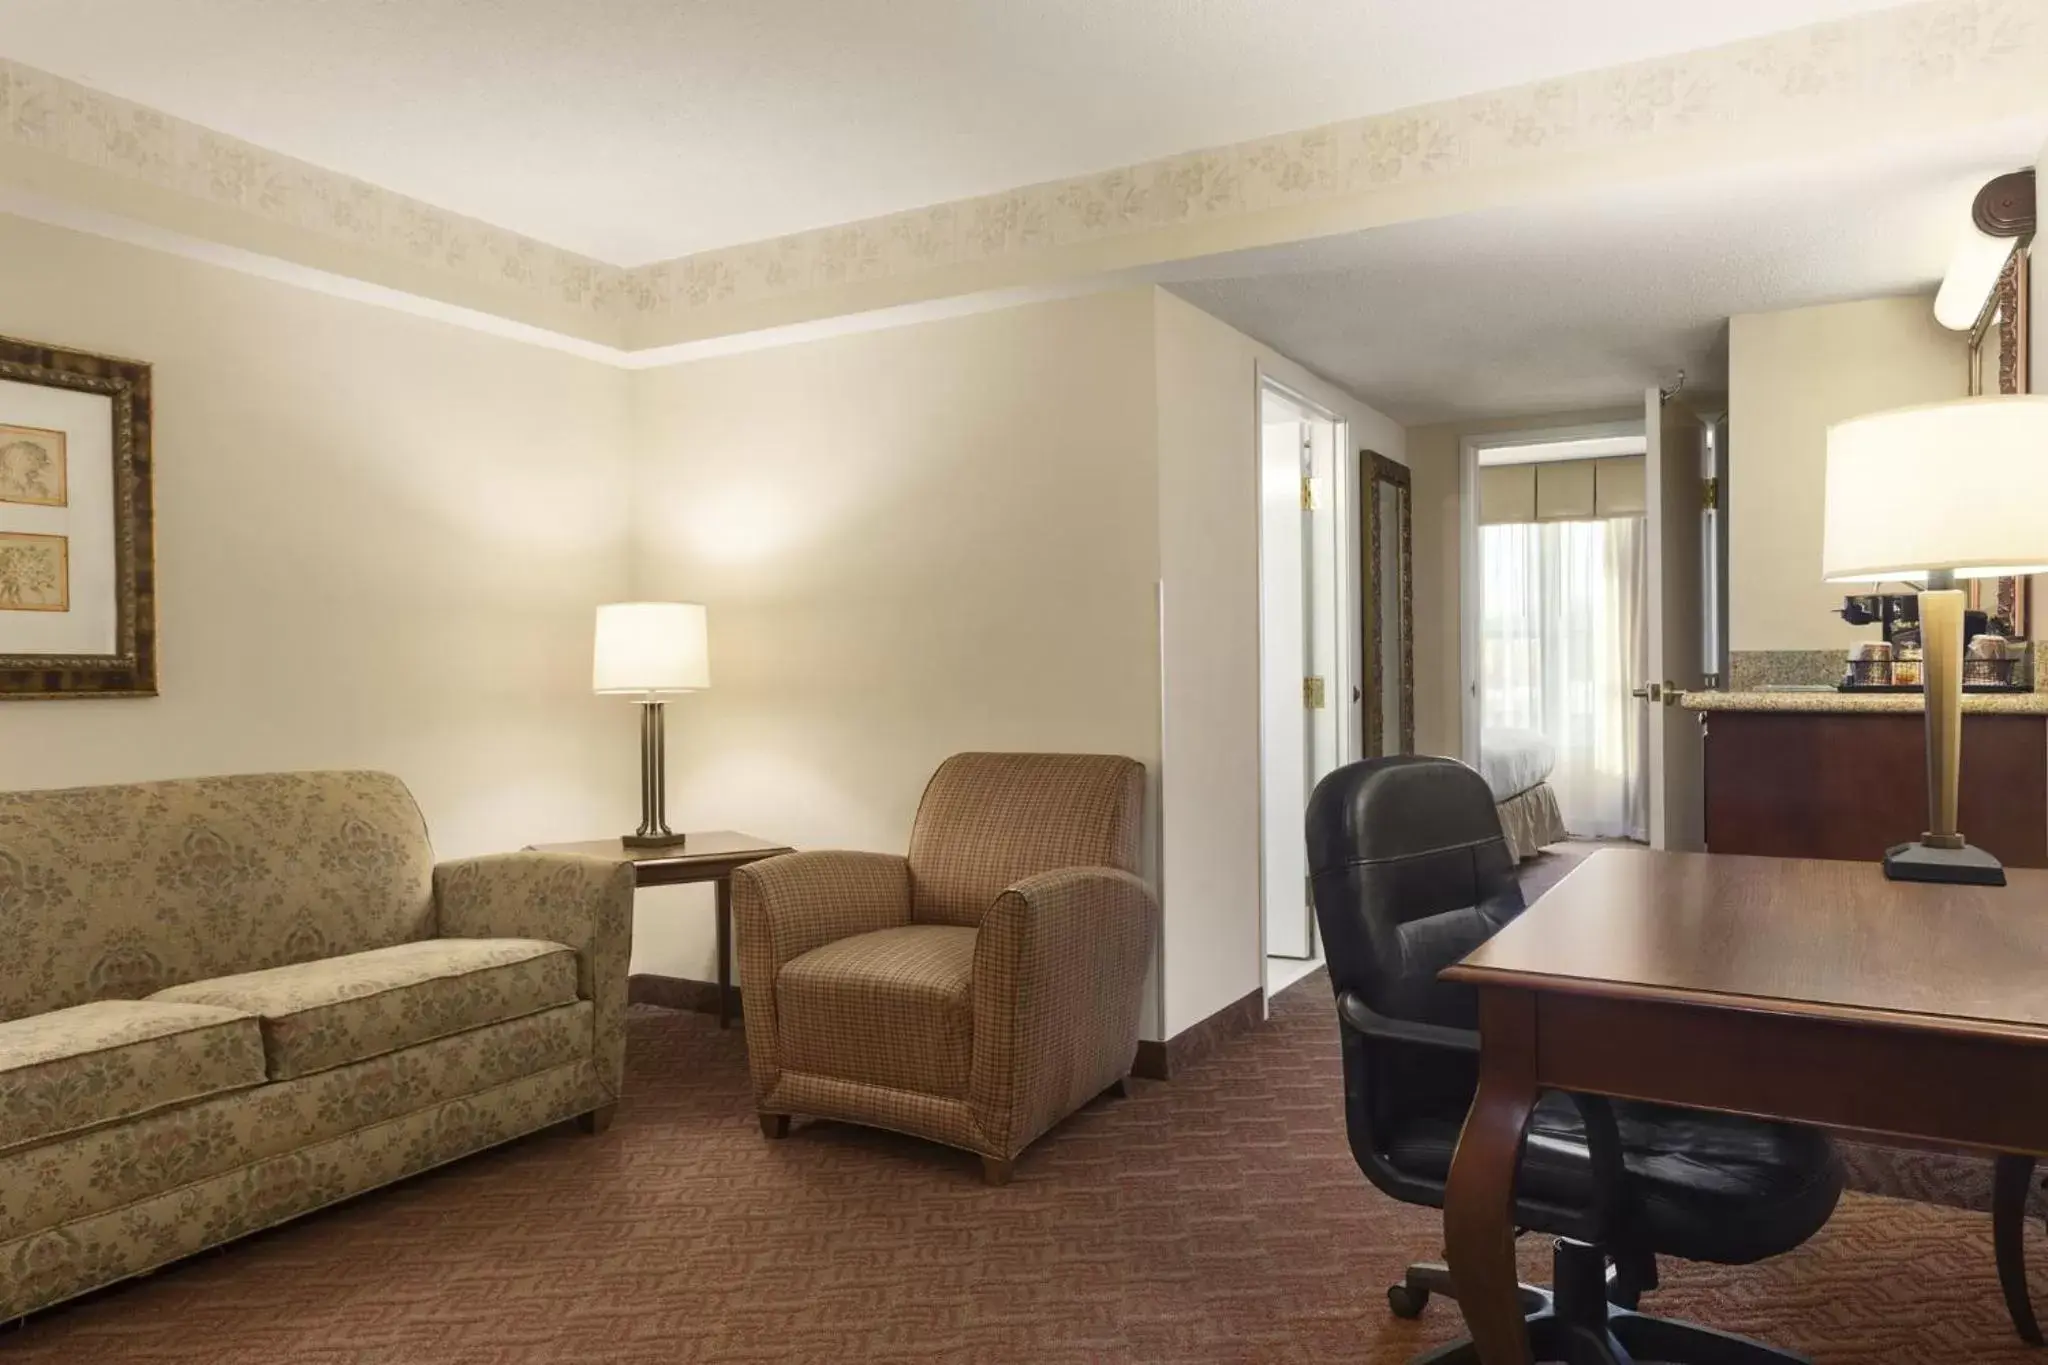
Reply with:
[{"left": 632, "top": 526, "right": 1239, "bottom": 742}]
[{"left": 1308, "top": 756, "right": 1846, "bottom": 1365}]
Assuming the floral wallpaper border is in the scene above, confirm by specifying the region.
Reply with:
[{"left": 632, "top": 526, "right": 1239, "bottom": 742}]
[
  {"left": 0, "top": 58, "right": 630, "bottom": 332},
  {"left": 1, "top": 0, "right": 2041, "bottom": 351},
  {"left": 633, "top": 0, "right": 2044, "bottom": 328}
]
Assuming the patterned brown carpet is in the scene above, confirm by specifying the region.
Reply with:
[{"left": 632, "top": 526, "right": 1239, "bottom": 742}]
[{"left": 10, "top": 982, "right": 2044, "bottom": 1363}]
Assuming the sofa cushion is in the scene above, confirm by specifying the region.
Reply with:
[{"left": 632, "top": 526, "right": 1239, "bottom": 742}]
[
  {"left": 777, "top": 925, "right": 977, "bottom": 1097},
  {"left": 150, "top": 938, "right": 578, "bottom": 1080},
  {"left": 0, "top": 1000, "right": 265, "bottom": 1154}
]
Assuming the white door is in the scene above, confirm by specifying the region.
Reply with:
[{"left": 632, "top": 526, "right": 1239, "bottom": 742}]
[
  {"left": 1260, "top": 407, "right": 1314, "bottom": 960},
  {"left": 1643, "top": 388, "right": 1706, "bottom": 850}
]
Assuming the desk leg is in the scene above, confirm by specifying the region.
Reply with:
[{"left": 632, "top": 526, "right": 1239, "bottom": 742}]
[
  {"left": 1995, "top": 1153, "right": 2042, "bottom": 1345},
  {"left": 715, "top": 878, "right": 733, "bottom": 1030},
  {"left": 1445, "top": 987, "right": 1538, "bottom": 1365}
]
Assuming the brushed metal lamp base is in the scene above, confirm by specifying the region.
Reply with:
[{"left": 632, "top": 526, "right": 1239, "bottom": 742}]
[
  {"left": 1884, "top": 839, "right": 2006, "bottom": 886},
  {"left": 1887, "top": 580, "right": 2006, "bottom": 887},
  {"left": 622, "top": 831, "right": 690, "bottom": 850},
  {"left": 622, "top": 699, "right": 687, "bottom": 851}
]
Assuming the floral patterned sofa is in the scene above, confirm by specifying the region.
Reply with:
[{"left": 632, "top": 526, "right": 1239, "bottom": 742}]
[{"left": 0, "top": 770, "right": 633, "bottom": 1320}]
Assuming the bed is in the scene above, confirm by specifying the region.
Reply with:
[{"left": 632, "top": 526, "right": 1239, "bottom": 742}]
[{"left": 1478, "top": 728, "right": 1568, "bottom": 862}]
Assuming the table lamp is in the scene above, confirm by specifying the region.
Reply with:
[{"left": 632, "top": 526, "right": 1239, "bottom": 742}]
[
  {"left": 1823, "top": 396, "right": 2048, "bottom": 885},
  {"left": 593, "top": 602, "right": 710, "bottom": 849}
]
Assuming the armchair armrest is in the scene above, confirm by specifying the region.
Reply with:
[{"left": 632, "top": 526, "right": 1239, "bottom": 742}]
[
  {"left": 968, "top": 866, "right": 1157, "bottom": 1159},
  {"left": 732, "top": 850, "right": 911, "bottom": 1104},
  {"left": 434, "top": 852, "right": 636, "bottom": 1102}
]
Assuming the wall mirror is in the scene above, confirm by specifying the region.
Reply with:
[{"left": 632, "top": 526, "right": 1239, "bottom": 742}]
[
  {"left": 1361, "top": 449, "right": 1413, "bottom": 757},
  {"left": 1965, "top": 171, "right": 2033, "bottom": 638}
]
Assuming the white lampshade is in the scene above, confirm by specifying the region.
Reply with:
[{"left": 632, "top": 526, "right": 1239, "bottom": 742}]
[
  {"left": 593, "top": 602, "right": 710, "bottom": 694},
  {"left": 1822, "top": 397, "right": 2048, "bottom": 583}
]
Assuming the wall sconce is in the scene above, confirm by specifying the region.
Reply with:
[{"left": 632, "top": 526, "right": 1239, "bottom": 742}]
[{"left": 1935, "top": 169, "right": 2034, "bottom": 334}]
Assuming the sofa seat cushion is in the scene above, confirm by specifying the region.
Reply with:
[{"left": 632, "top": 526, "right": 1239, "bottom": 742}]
[
  {"left": 150, "top": 938, "right": 579, "bottom": 1080},
  {"left": 0, "top": 1000, "right": 265, "bottom": 1155},
  {"left": 777, "top": 925, "right": 977, "bottom": 1097}
]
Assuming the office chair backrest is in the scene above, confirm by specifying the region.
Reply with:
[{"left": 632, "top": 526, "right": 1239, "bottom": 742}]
[{"left": 1306, "top": 755, "right": 1522, "bottom": 1032}]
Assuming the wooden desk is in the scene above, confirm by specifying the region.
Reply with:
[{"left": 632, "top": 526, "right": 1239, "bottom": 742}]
[
  {"left": 529, "top": 833, "right": 793, "bottom": 1028},
  {"left": 1440, "top": 848, "right": 2048, "bottom": 1365}
]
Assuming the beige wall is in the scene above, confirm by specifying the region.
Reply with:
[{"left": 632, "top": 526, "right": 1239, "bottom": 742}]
[
  {"left": 1151, "top": 290, "right": 1403, "bottom": 1036},
  {"left": 627, "top": 286, "right": 1403, "bottom": 1041},
  {"left": 0, "top": 227, "right": 1407, "bottom": 1045},
  {"left": 0, "top": 214, "right": 637, "bottom": 857},
  {"left": 1405, "top": 407, "right": 1641, "bottom": 758},
  {"left": 628, "top": 290, "right": 1166, "bottom": 1013},
  {"left": 1729, "top": 295, "right": 1967, "bottom": 651}
]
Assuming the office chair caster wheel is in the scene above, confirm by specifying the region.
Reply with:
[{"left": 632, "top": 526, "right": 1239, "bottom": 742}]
[{"left": 1387, "top": 1283, "right": 1429, "bottom": 1319}]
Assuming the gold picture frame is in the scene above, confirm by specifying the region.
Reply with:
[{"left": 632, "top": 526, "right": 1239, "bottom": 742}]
[{"left": 0, "top": 335, "right": 155, "bottom": 698}]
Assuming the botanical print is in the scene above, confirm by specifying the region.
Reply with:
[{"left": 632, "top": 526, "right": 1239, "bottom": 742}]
[
  {"left": 0, "top": 424, "right": 66, "bottom": 507},
  {"left": 0, "top": 532, "right": 67, "bottom": 612}
]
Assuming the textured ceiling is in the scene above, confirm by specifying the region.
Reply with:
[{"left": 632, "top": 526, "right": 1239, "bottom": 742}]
[
  {"left": 1162, "top": 119, "right": 2048, "bottom": 426},
  {"left": 0, "top": 0, "right": 1919, "bottom": 265}
]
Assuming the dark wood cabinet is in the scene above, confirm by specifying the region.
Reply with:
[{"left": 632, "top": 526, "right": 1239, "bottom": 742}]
[{"left": 1702, "top": 710, "right": 2048, "bottom": 867}]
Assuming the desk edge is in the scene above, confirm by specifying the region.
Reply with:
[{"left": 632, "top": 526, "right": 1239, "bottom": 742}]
[{"left": 1442, "top": 963, "right": 2048, "bottom": 1045}]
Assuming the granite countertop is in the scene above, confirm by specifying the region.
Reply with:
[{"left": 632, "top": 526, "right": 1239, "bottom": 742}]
[{"left": 1679, "top": 688, "right": 2048, "bottom": 715}]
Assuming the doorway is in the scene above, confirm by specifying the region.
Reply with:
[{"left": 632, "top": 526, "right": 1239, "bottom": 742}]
[
  {"left": 1257, "top": 380, "right": 1345, "bottom": 998},
  {"left": 1460, "top": 422, "right": 1652, "bottom": 849}
]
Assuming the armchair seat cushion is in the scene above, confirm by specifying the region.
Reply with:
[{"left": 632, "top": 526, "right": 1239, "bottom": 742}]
[
  {"left": 0, "top": 1000, "right": 266, "bottom": 1154},
  {"left": 150, "top": 938, "right": 579, "bottom": 1080},
  {"left": 777, "top": 926, "right": 977, "bottom": 1097}
]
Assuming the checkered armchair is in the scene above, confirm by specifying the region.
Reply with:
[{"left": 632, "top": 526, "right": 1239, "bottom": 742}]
[{"left": 733, "top": 753, "right": 1156, "bottom": 1183}]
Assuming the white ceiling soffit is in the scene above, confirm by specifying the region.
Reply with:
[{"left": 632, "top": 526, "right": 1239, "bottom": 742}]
[
  {"left": 1159, "top": 117, "right": 2048, "bottom": 426},
  {"left": 1478, "top": 435, "right": 1647, "bottom": 466},
  {"left": 0, "top": 1, "right": 2039, "bottom": 361},
  {"left": 0, "top": 0, "right": 1921, "bottom": 266}
]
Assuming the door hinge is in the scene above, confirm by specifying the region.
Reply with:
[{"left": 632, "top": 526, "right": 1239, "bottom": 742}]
[
  {"left": 1303, "top": 676, "right": 1327, "bottom": 709},
  {"left": 1701, "top": 476, "right": 1719, "bottom": 510},
  {"left": 1301, "top": 476, "right": 1321, "bottom": 511}
]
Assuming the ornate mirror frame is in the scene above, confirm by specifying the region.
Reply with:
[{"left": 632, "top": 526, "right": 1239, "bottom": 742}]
[
  {"left": 1360, "top": 448, "right": 1414, "bottom": 757},
  {"left": 1965, "top": 169, "right": 2035, "bottom": 639}
]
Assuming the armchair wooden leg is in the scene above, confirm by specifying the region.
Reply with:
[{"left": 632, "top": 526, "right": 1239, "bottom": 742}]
[
  {"left": 577, "top": 1104, "right": 616, "bottom": 1135},
  {"left": 1104, "top": 1077, "right": 1129, "bottom": 1099},
  {"left": 981, "top": 1156, "right": 1015, "bottom": 1186},
  {"left": 758, "top": 1113, "right": 791, "bottom": 1140}
]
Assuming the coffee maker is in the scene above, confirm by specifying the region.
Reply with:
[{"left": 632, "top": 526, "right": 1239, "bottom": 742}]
[{"left": 1838, "top": 593, "right": 1989, "bottom": 648}]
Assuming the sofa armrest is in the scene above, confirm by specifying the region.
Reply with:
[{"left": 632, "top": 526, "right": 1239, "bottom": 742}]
[
  {"left": 434, "top": 852, "right": 636, "bottom": 1102},
  {"left": 732, "top": 850, "right": 912, "bottom": 1104},
  {"left": 968, "top": 866, "right": 1157, "bottom": 1158}
]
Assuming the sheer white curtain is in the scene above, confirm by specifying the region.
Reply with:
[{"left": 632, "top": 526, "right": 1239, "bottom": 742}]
[{"left": 1480, "top": 517, "right": 1648, "bottom": 840}]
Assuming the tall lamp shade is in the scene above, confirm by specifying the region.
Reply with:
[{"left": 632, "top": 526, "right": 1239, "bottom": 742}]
[
  {"left": 593, "top": 603, "right": 709, "bottom": 849},
  {"left": 594, "top": 602, "right": 710, "bottom": 694},
  {"left": 1822, "top": 397, "right": 2048, "bottom": 884}
]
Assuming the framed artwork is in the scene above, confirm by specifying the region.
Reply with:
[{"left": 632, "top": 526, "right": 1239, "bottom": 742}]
[{"left": 0, "top": 335, "right": 155, "bottom": 698}]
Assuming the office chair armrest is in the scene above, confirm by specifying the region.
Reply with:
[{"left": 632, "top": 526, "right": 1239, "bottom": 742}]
[
  {"left": 1569, "top": 1091, "right": 1657, "bottom": 1305},
  {"left": 1336, "top": 992, "right": 1479, "bottom": 1054}
]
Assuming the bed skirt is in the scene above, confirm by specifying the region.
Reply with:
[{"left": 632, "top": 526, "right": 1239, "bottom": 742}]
[{"left": 1496, "top": 782, "right": 1567, "bottom": 862}]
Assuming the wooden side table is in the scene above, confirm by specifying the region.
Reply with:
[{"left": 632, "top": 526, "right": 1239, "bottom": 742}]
[{"left": 528, "top": 832, "right": 793, "bottom": 1028}]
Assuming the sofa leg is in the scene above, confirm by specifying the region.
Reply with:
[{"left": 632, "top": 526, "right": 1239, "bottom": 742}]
[
  {"left": 578, "top": 1104, "right": 616, "bottom": 1135},
  {"left": 981, "top": 1156, "right": 1015, "bottom": 1186},
  {"left": 759, "top": 1113, "right": 791, "bottom": 1140},
  {"left": 1104, "top": 1077, "right": 1130, "bottom": 1099}
]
